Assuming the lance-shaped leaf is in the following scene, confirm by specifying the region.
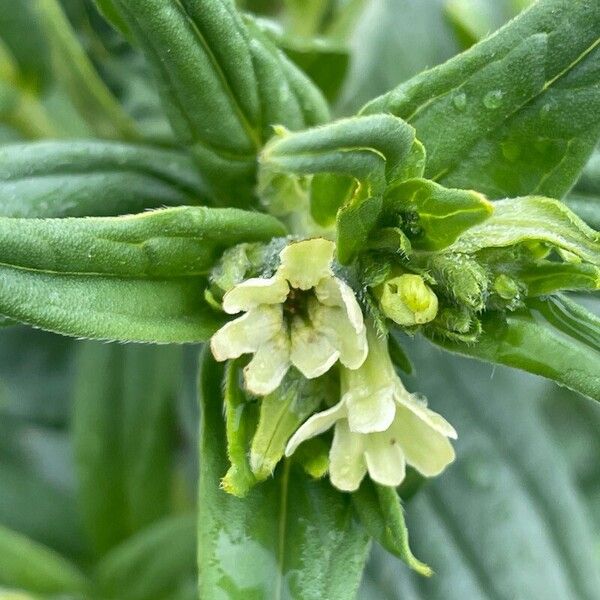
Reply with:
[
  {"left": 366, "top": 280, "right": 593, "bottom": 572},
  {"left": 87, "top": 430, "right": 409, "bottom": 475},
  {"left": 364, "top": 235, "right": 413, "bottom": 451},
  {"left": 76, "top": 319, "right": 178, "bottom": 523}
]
[
  {"left": 449, "top": 196, "right": 600, "bottom": 265},
  {"left": 0, "top": 207, "right": 284, "bottom": 342},
  {"left": 198, "top": 350, "right": 370, "bottom": 600},
  {"left": 429, "top": 295, "right": 600, "bottom": 402},
  {"left": 382, "top": 178, "right": 494, "bottom": 251},
  {"left": 38, "top": 0, "right": 139, "bottom": 141},
  {"left": 0, "top": 141, "right": 209, "bottom": 218},
  {"left": 0, "top": 524, "right": 89, "bottom": 595},
  {"left": 260, "top": 115, "right": 416, "bottom": 261},
  {"left": 102, "top": 0, "right": 329, "bottom": 205},
  {"left": 362, "top": 0, "right": 600, "bottom": 199}
]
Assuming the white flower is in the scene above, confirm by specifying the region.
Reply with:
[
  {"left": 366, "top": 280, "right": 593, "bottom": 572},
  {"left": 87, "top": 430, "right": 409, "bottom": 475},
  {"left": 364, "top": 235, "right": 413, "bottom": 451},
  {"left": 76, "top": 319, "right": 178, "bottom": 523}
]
[
  {"left": 285, "top": 326, "right": 457, "bottom": 491},
  {"left": 210, "top": 238, "right": 368, "bottom": 395}
]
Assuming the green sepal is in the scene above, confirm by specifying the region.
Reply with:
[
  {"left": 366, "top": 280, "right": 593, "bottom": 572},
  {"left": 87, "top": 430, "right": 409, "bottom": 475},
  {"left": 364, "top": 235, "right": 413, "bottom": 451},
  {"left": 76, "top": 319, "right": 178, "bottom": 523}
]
[
  {"left": 250, "top": 369, "right": 337, "bottom": 481},
  {"left": 382, "top": 178, "right": 494, "bottom": 251},
  {"left": 352, "top": 480, "right": 432, "bottom": 577},
  {"left": 221, "top": 361, "right": 259, "bottom": 498}
]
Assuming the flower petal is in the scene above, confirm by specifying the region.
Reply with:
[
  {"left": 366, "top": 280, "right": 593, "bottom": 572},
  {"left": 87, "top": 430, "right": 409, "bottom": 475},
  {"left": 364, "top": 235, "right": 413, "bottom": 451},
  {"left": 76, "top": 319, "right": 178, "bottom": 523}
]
[
  {"left": 290, "top": 317, "right": 339, "bottom": 378},
  {"left": 395, "top": 386, "right": 458, "bottom": 439},
  {"left": 278, "top": 238, "right": 335, "bottom": 290},
  {"left": 210, "top": 306, "right": 283, "bottom": 361},
  {"left": 344, "top": 384, "right": 397, "bottom": 434},
  {"left": 329, "top": 420, "right": 367, "bottom": 492},
  {"left": 285, "top": 400, "right": 346, "bottom": 456},
  {"left": 243, "top": 331, "right": 291, "bottom": 395},
  {"left": 222, "top": 276, "right": 289, "bottom": 314},
  {"left": 390, "top": 402, "right": 456, "bottom": 477},
  {"left": 363, "top": 431, "right": 406, "bottom": 487},
  {"left": 315, "top": 277, "right": 364, "bottom": 333},
  {"left": 309, "top": 301, "right": 367, "bottom": 370}
]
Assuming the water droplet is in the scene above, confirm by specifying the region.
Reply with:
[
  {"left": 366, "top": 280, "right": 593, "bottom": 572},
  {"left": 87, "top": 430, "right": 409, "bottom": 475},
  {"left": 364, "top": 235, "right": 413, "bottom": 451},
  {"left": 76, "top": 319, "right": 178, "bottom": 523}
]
[
  {"left": 483, "top": 90, "right": 503, "bottom": 109},
  {"left": 452, "top": 92, "right": 467, "bottom": 111}
]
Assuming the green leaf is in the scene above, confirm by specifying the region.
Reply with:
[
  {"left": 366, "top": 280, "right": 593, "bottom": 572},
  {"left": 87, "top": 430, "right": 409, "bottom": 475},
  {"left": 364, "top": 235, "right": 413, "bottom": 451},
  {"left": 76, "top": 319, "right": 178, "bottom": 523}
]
[
  {"left": 94, "top": 515, "right": 196, "bottom": 600},
  {"left": 0, "top": 207, "right": 284, "bottom": 342},
  {"left": 363, "top": 0, "right": 600, "bottom": 199},
  {"left": 73, "top": 342, "right": 182, "bottom": 556},
  {"left": 0, "top": 141, "right": 209, "bottom": 218},
  {"left": 382, "top": 179, "right": 493, "bottom": 251},
  {"left": 429, "top": 295, "right": 600, "bottom": 401},
  {"left": 352, "top": 481, "right": 431, "bottom": 576},
  {"left": 0, "top": 524, "right": 89, "bottom": 595},
  {"left": 450, "top": 196, "right": 600, "bottom": 265},
  {"left": 37, "top": 0, "right": 139, "bottom": 141},
  {"left": 361, "top": 341, "right": 600, "bottom": 599},
  {"left": 198, "top": 349, "right": 370, "bottom": 600},
  {"left": 103, "top": 0, "right": 329, "bottom": 205}
]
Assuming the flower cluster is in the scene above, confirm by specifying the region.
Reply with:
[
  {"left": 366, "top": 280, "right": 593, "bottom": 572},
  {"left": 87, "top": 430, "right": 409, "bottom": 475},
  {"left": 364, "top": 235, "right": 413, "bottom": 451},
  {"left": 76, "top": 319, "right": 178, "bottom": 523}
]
[{"left": 211, "top": 237, "right": 456, "bottom": 492}]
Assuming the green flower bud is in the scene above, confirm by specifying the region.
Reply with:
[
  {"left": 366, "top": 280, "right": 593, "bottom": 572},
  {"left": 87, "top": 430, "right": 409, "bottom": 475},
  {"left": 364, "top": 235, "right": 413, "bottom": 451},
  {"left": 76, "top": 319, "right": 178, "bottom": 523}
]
[
  {"left": 379, "top": 274, "right": 439, "bottom": 326},
  {"left": 428, "top": 253, "right": 489, "bottom": 312}
]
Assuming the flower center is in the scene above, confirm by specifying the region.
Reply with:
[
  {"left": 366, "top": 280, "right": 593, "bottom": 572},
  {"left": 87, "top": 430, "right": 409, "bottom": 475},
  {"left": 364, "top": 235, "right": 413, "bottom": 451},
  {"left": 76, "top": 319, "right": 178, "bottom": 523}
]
[{"left": 283, "top": 287, "right": 314, "bottom": 320}]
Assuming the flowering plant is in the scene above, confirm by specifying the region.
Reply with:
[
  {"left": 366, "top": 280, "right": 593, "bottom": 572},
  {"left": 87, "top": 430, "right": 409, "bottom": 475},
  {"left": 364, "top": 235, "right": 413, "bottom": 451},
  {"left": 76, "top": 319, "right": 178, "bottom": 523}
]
[{"left": 0, "top": 0, "right": 599, "bottom": 598}]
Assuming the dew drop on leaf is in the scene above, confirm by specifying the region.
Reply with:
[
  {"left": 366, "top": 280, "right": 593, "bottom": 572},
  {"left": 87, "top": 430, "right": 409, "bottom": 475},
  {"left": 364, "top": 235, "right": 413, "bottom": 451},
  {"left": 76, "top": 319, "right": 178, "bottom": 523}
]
[
  {"left": 483, "top": 90, "right": 504, "bottom": 109},
  {"left": 452, "top": 92, "right": 467, "bottom": 111}
]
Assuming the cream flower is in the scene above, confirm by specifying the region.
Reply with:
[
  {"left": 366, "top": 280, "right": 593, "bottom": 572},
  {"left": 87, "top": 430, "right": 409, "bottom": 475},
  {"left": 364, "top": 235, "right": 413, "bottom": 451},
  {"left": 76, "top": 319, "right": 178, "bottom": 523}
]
[
  {"left": 210, "top": 238, "right": 368, "bottom": 395},
  {"left": 285, "top": 326, "right": 456, "bottom": 491}
]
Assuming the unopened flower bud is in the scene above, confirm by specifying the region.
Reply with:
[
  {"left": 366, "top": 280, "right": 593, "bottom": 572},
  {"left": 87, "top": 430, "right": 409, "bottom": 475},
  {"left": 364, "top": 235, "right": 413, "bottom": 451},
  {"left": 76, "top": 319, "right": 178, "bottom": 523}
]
[{"left": 379, "top": 274, "right": 438, "bottom": 326}]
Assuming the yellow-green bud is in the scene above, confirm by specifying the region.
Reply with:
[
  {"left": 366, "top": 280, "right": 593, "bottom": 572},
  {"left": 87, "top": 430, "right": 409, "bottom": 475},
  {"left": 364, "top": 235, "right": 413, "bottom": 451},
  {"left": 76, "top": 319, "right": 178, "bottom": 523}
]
[{"left": 379, "top": 274, "right": 438, "bottom": 326}]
